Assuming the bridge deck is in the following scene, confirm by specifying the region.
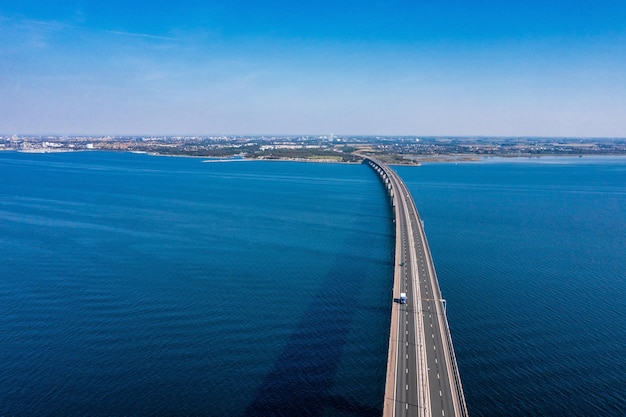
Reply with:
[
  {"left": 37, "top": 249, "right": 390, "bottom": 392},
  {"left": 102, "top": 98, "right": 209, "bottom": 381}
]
[{"left": 365, "top": 158, "right": 468, "bottom": 417}]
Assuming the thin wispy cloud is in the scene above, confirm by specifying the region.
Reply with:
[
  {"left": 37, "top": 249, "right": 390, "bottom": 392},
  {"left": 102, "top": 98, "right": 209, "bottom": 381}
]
[
  {"left": 104, "top": 30, "right": 175, "bottom": 41},
  {"left": 1, "top": 15, "right": 174, "bottom": 42},
  {"left": 2, "top": 16, "right": 78, "bottom": 33}
]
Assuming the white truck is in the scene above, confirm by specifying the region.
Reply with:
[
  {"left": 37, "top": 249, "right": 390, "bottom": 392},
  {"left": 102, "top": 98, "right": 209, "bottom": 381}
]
[{"left": 400, "top": 292, "right": 407, "bottom": 304}]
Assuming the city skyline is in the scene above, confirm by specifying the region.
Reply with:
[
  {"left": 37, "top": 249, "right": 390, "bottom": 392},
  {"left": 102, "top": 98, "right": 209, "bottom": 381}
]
[{"left": 2, "top": 0, "right": 625, "bottom": 137}]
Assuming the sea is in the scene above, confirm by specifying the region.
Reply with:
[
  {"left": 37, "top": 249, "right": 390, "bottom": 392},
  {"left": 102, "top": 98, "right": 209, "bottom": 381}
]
[{"left": 0, "top": 151, "right": 624, "bottom": 416}]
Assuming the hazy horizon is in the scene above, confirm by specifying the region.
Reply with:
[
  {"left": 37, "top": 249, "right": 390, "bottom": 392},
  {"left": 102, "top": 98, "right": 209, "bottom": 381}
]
[{"left": 4, "top": 133, "right": 626, "bottom": 141}]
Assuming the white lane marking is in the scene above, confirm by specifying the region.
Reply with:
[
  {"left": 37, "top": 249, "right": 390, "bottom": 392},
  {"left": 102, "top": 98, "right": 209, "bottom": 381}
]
[
  {"left": 433, "top": 345, "right": 436, "bottom": 350},
  {"left": 406, "top": 368, "right": 409, "bottom": 374},
  {"left": 406, "top": 385, "right": 409, "bottom": 391},
  {"left": 435, "top": 358, "right": 438, "bottom": 364},
  {"left": 406, "top": 354, "right": 409, "bottom": 359}
]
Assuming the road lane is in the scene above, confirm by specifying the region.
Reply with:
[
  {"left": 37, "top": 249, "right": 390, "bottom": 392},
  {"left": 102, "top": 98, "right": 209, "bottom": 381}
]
[{"left": 366, "top": 158, "right": 468, "bottom": 417}]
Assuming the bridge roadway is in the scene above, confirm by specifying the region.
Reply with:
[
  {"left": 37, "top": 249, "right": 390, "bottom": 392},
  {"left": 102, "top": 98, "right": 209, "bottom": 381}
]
[{"left": 365, "top": 157, "right": 468, "bottom": 417}]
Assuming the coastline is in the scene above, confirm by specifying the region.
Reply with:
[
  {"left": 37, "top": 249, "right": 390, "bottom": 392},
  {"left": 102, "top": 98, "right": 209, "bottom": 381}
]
[
  {"left": 397, "top": 154, "right": 626, "bottom": 165},
  {"left": 5, "top": 148, "right": 626, "bottom": 166},
  {"left": 201, "top": 157, "right": 360, "bottom": 165}
]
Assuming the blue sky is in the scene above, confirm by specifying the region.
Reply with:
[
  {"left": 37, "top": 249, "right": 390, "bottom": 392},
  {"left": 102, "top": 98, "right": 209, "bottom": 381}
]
[{"left": 1, "top": 0, "right": 625, "bottom": 136}]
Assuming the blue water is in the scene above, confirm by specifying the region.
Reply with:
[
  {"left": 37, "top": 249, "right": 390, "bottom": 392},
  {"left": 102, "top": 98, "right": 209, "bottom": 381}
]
[
  {"left": 1, "top": 152, "right": 625, "bottom": 416},
  {"left": 397, "top": 158, "right": 626, "bottom": 416},
  {"left": 0, "top": 152, "right": 393, "bottom": 416}
]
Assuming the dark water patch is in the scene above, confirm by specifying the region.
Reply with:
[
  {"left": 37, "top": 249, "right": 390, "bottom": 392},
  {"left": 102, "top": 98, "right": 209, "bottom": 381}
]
[{"left": 246, "top": 190, "right": 391, "bottom": 417}]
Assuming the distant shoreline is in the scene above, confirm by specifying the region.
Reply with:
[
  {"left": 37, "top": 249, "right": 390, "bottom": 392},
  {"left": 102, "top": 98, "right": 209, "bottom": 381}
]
[
  {"left": 201, "top": 157, "right": 360, "bottom": 164},
  {"left": 6, "top": 149, "right": 626, "bottom": 166},
  {"left": 151, "top": 152, "right": 626, "bottom": 166}
]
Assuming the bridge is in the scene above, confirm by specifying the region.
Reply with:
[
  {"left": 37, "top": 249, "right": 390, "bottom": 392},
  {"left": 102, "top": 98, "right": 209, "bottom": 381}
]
[{"left": 364, "top": 157, "right": 468, "bottom": 417}]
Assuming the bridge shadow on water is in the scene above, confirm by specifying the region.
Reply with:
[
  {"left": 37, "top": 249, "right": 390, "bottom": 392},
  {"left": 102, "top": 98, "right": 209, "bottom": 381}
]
[
  {"left": 245, "top": 194, "right": 392, "bottom": 417},
  {"left": 244, "top": 258, "right": 383, "bottom": 416}
]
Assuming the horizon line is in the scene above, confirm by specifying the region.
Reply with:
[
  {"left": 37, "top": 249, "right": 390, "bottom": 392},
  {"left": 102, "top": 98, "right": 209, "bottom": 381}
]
[{"left": 3, "top": 133, "right": 626, "bottom": 140}]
